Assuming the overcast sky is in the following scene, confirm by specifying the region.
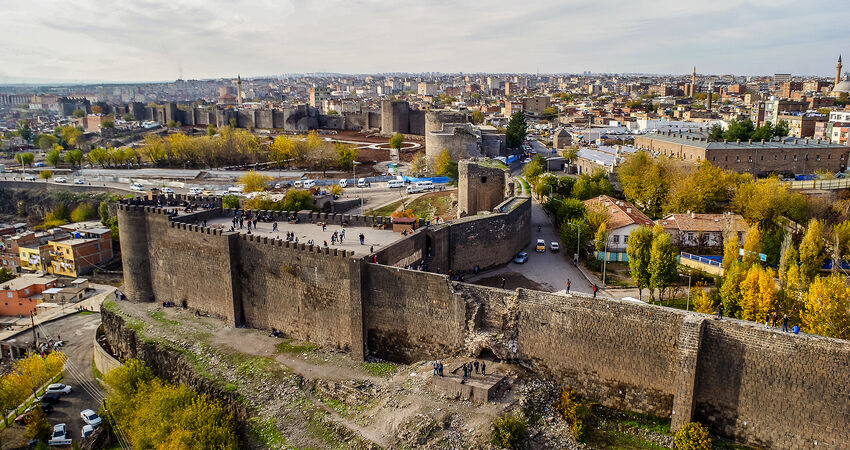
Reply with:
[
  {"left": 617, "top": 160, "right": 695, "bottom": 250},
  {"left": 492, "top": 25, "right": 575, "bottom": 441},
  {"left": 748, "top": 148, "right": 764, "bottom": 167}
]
[{"left": 1, "top": 0, "right": 849, "bottom": 83}]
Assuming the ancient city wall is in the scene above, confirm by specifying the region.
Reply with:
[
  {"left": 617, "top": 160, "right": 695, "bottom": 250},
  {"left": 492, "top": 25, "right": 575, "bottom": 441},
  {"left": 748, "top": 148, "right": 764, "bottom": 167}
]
[
  {"left": 115, "top": 198, "right": 850, "bottom": 449},
  {"left": 362, "top": 264, "right": 466, "bottom": 363},
  {"left": 235, "top": 235, "right": 363, "bottom": 357}
]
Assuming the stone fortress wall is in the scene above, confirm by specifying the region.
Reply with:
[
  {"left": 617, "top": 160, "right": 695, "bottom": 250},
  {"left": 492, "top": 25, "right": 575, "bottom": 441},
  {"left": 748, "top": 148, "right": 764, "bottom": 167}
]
[{"left": 116, "top": 194, "right": 850, "bottom": 449}]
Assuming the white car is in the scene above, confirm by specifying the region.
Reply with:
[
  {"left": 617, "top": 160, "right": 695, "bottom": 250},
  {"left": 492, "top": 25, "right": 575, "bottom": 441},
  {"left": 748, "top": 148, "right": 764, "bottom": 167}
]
[
  {"left": 130, "top": 183, "right": 145, "bottom": 192},
  {"left": 74, "top": 178, "right": 84, "bottom": 184},
  {"left": 54, "top": 177, "right": 67, "bottom": 183},
  {"left": 82, "top": 424, "right": 94, "bottom": 439},
  {"left": 25, "top": 175, "right": 36, "bottom": 181},
  {"left": 160, "top": 187, "right": 174, "bottom": 194},
  {"left": 339, "top": 179, "right": 348, "bottom": 188},
  {"left": 49, "top": 423, "right": 72, "bottom": 446},
  {"left": 188, "top": 187, "right": 203, "bottom": 195},
  {"left": 80, "top": 409, "right": 102, "bottom": 427},
  {"left": 45, "top": 383, "right": 72, "bottom": 395},
  {"left": 274, "top": 182, "right": 282, "bottom": 190}
]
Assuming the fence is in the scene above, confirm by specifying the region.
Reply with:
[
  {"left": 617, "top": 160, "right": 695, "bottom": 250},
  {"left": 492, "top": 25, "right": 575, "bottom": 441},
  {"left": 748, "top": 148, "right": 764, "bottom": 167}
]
[
  {"left": 782, "top": 178, "right": 850, "bottom": 190},
  {"left": 680, "top": 252, "right": 724, "bottom": 276}
]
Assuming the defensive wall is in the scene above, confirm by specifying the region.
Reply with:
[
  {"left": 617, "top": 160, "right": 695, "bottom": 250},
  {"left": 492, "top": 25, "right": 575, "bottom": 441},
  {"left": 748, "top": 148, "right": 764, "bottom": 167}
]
[{"left": 114, "top": 194, "right": 850, "bottom": 449}]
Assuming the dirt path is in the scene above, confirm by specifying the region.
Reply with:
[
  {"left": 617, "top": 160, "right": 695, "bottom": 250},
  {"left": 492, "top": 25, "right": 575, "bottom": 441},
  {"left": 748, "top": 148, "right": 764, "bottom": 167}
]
[{"left": 302, "top": 388, "right": 391, "bottom": 447}]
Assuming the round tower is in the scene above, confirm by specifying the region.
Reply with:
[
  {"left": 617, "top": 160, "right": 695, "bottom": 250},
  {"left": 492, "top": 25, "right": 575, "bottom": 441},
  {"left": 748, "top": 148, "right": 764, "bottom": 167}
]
[{"left": 117, "top": 204, "right": 154, "bottom": 302}]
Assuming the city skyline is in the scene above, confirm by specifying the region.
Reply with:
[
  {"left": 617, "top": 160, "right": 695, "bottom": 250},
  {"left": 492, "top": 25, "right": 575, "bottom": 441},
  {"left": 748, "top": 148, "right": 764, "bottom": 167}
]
[{"left": 2, "top": 0, "right": 850, "bottom": 83}]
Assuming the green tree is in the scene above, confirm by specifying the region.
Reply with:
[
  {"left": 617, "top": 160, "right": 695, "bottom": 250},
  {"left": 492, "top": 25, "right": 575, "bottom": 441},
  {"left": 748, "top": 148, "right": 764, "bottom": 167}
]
[
  {"left": 541, "top": 106, "right": 558, "bottom": 120},
  {"left": 799, "top": 219, "right": 825, "bottom": 284},
  {"left": 87, "top": 147, "right": 109, "bottom": 167},
  {"left": 433, "top": 149, "right": 454, "bottom": 176},
  {"left": 70, "top": 203, "right": 96, "bottom": 222},
  {"left": 36, "top": 133, "right": 58, "bottom": 149},
  {"left": 222, "top": 194, "right": 240, "bottom": 209},
  {"left": 45, "top": 148, "right": 61, "bottom": 166},
  {"left": 24, "top": 405, "right": 52, "bottom": 441},
  {"left": 99, "top": 201, "right": 110, "bottom": 224},
  {"left": 206, "top": 124, "right": 217, "bottom": 137},
  {"left": 388, "top": 133, "right": 404, "bottom": 150},
  {"left": 722, "top": 118, "right": 756, "bottom": 141},
  {"left": 708, "top": 124, "right": 724, "bottom": 141},
  {"left": 335, "top": 143, "right": 358, "bottom": 169},
  {"left": 617, "top": 151, "right": 669, "bottom": 218},
  {"left": 521, "top": 155, "right": 546, "bottom": 184},
  {"left": 505, "top": 111, "right": 527, "bottom": 148},
  {"left": 594, "top": 223, "right": 607, "bottom": 253},
  {"left": 14, "top": 152, "right": 34, "bottom": 168},
  {"left": 17, "top": 120, "right": 32, "bottom": 141},
  {"left": 774, "top": 120, "right": 790, "bottom": 137},
  {"left": 720, "top": 263, "right": 745, "bottom": 318},
  {"left": 121, "top": 112, "right": 135, "bottom": 121},
  {"left": 491, "top": 412, "right": 526, "bottom": 449},
  {"left": 471, "top": 110, "right": 484, "bottom": 125},
  {"left": 626, "top": 226, "right": 654, "bottom": 300},
  {"left": 649, "top": 227, "right": 677, "bottom": 302},
  {"left": 39, "top": 169, "right": 52, "bottom": 181},
  {"left": 101, "top": 120, "right": 115, "bottom": 128},
  {"left": 665, "top": 161, "right": 744, "bottom": 214},
  {"left": 64, "top": 149, "right": 84, "bottom": 167},
  {"left": 72, "top": 109, "right": 86, "bottom": 118},
  {"left": 58, "top": 125, "right": 82, "bottom": 148}
]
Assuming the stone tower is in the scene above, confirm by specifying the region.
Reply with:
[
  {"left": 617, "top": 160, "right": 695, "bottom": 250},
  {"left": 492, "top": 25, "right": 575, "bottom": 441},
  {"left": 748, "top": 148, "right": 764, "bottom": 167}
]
[
  {"left": 117, "top": 204, "right": 154, "bottom": 302},
  {"left": 458, "top": 159, "right": 510, "bottom": 217},
  {"left": 236, "top": 75, "right": 243, "bottom": 106},
  {"left": 837, "top": 55, "right": 843, "bottom": 87},
  {"left": 706, "top": 82, "right": 713, "bottom": 110}
]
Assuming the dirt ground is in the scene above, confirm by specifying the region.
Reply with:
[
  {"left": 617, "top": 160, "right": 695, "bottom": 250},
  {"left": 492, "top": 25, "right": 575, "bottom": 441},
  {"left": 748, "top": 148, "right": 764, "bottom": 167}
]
[
  {"left": 107, "top": 300, "right": 578, "bottom": 449},
  {"left": 474, "top": 272, "right": 548, "bottom": 291}
]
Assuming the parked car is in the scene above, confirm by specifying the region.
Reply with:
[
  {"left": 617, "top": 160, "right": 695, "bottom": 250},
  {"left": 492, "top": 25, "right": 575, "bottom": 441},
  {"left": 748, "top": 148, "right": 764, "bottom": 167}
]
[
  {"left": 303, "top": 180, "right": 316, "bottom": 189},
  {"left": 522, "top": 158, "right": 532, "bottom": 164},
  {"left": 39, "top": 393, "right": 61, "bottom": 403},
  {"left": 339, "top": 179, "right": 348, "bottom": 188},
  {"left": 130, "top": 183, "right": 145, "bottom": 192},
  {"left": 80, "top": 409, "right": 101, "bottom": 427},
  {"left": 45, "top": 383, "right": 72, "bottom": 395},
  {"left": 25, "top": 175, "right": 36, "bottom": 181},
  {"left": 74, "top": 178, "right": 84, "bottom": 184},
  {"left": 54, "top": 177, "right": 66, "bottom": 183},
  {"left": 48, "top": 423, "right": 72, "bottom": 446},
  {"left": 160, "top": 187, "right": 174, "bottom": 194},
  {"left": 514, "top": 251, "right": 529, "bottom": 264},
  {"left": 15, "top": 406, "right": 35, "bottom": 425},
  {"left": 82, "top": 424, "right": 94, "bottom": 439},
  {"left": 188, "top": 187, "right": 203, "bottom": 195},
  {"left": 550, "top": 242, "right": 560, "bottom": 252},
  {"left": 274, "top": 182, "right": 282, "bottom": 190},
  {"left": 357, "top": 178, "right": 369, "bottom": 188},
  {"left": 535, "top": 239, "right": 546, "bottom": 253}
]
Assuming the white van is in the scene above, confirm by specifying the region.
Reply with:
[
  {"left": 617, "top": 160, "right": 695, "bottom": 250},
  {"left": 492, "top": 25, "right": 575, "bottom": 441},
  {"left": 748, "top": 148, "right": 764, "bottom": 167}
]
[
  {"left": 386, "top": 179, "right": 404, "bottom": 189},
  {"left": 406, "top": 185, "right": 424, "bottom": 194},
  {"left": 294, "top": 180, "right": 303, "bottom": 188},
  {"left": 415, "top": 180, "right": 433, "bottom": 190},
  {"left": 227, "top": 185, "right": 243, "bottom": 193},
  {"left": 339, "top": 179, "right": 348, "bottom": 188},
  {"left": 303, "top": 180, "right": 316, "bottom": 189},
  {"left": 357, "top": 178, "right": 368, "bottom": 188}
]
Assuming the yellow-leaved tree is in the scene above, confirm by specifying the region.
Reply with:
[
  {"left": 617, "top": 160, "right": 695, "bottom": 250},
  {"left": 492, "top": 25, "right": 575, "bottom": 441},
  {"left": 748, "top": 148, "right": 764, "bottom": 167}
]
[
  {"left": 238, "top": 170, "right": 272, "bottom": 193},
  {"left": 801, "top": 274, "right": 850, "bottom": 339},
  {"left": 433, "top": 149, "right": 453, "bottom": 176},
  {"left": 739, "top": 265, "right": 777, "bottom": 322},
  {"left": 691, "top": 282, "right": 715, "bottom": 314}
]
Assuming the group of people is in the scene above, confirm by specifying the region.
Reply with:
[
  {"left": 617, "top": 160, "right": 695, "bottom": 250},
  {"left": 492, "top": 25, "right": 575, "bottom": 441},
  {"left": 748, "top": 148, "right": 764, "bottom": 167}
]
[
  {"left": 715, "top": 305, "right": 800, "bottom": 334},
  {"left": 460, "top": 360, "right": 486, "bottom": 382}
]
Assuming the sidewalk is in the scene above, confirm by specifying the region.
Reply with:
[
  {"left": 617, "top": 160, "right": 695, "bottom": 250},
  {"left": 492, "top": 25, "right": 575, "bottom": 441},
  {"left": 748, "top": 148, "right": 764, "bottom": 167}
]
[{"left": 0, "top": 284, "right": 115, "bottom": 342}]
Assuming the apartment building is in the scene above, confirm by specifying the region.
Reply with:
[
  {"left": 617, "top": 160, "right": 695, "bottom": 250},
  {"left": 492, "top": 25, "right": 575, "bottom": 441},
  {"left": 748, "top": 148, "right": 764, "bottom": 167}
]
[{"left": 0, "top": 274, "right": 58, "bottom": 316}]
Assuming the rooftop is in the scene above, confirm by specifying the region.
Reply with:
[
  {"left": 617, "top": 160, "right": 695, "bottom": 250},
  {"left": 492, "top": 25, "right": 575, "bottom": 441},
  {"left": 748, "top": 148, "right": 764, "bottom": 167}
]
[
  {"left": 0, "top": 274, "right": 57, "bottom": 292},
  {"left": 583, "top": 195, "right": 653, "bottom": 230},
  {"left": 658, "top": 213, "right": 749, "bottom": 233},
  {"left": 641, "top": 132, "right": 847, "bottom": 150}
]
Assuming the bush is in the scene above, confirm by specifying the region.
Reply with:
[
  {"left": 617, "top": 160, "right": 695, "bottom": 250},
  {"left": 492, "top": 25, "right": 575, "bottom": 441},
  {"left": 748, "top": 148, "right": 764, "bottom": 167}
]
[
  {"left": 222, "top": 194, "right": 240, "bottom": 209},
  {"left": 673, "top": 422, "right": 712, "bottom": 450},
  {"left": 491, "top": 412, "right": 527, "bottom": 449},
  {"left": 555, "top": 387, "right": 593, "bottom": 441},
  {"left": 70, "top": 203, "right": 96, "bottom": 222}
]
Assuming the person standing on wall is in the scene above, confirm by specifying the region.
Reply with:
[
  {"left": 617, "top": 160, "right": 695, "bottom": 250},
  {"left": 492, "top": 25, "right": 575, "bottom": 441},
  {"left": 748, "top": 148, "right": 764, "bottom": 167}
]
[{"left": 566, "top": 279, "right": 571, "bottom": 294}]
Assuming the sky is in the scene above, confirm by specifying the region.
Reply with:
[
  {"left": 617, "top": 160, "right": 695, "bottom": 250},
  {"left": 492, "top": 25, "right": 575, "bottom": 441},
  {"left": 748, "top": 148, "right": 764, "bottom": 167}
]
[{"left": 1, "top": 0, "right": 850, "bottom": 83}]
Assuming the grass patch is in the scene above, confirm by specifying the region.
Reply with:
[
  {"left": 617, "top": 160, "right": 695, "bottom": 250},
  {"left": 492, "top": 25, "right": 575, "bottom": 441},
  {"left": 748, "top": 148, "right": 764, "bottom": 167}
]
[
  {"left": 76, "top": 310, "right": 97, "bottom": 316},
  {"left": 614, "top": 410, "right": 671, "bottom": 434},
  {"left": 102, "top": 299, "right": 117, "bottom": 312},
  {"left": 249, "top": 416, "right": 288, "bottom": 448},
  {"left": 222, "top": 351, "right": 289, "bottom": 380},
  {"left": 224, "top": 382, "right": 238, "bottom": 392},
  {"left": 406, "top": 192, "right": 453, "bottom": 220},
  {"left": 275, "top": 338, "right": 318, "bottom": 355},
  {"left": 477, "top": 159, "right": 508, "bottom": 169},
  {"left": 317, "top": 395, "right": 352, "bottom": 417},
  {"left": 361, "top": 361, "right": 397, "bottom": 377},
  {"left": 149, "top": 310, "right": 179, "bottom": 325},
  {"left": 586, "top": 428, "right": 668, "bottom": 449},
  {"left": 518, "top": 177, "right": 530, "bottom": 193},
  {"left": 368, "top": 200, "right": 402, "bottom": 217}
]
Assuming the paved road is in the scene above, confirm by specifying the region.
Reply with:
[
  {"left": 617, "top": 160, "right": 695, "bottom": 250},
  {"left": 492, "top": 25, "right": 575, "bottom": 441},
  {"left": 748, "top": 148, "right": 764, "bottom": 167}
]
[{"left": 12, "top": 312, "right": 105, "bottom": 444}]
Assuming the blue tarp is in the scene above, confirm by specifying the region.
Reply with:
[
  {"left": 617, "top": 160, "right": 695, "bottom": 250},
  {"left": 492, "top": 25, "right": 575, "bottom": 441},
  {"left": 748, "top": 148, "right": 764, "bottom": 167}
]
[
  {"left": 821, "top": 259, "right": 850, "bottom": 270},
  {"left": 795, "top": 174, "right": 816, "bottom": 181},
  {"left": 506, "top": 155, "right": 519, "bottom": 164}
]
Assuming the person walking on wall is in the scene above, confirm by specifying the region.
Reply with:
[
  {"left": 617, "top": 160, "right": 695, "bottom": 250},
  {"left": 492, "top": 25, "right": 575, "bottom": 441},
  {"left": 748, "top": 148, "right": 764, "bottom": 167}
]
[
  {"left": 359, "top": 233, "right": 365, "bottom": 245},
  {"left": 474, "top": 361, "right": 479, "bottom": 374},
  {"left": 782, "top": 314, "right": 788, "bottom": 332},
  {"left": 593, "top": 284, "right": 598, "bottom": 298},
  {"left": 500, "top": 277, "right": 506, "bottom": 289},
  {"left": 566, "top": 279, "right": 571, "bottom": 294},
  {"left": 481, "top": 362, "right": 486, "bottom": 375},
  {"left": 273, "top": 222, "right": 278, "bottom": 232},
  {"left": 717, "top": 303, "right": 724, "bottom": 319},
  {"left": 772, "top": 311, "right": 777, "bottom": 327}
]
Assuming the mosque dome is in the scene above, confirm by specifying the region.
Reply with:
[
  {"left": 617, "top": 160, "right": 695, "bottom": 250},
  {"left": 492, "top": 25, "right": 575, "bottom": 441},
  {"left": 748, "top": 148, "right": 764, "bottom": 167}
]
[{"left": 834, "top": 79, "right": 850, "bottom": 93}]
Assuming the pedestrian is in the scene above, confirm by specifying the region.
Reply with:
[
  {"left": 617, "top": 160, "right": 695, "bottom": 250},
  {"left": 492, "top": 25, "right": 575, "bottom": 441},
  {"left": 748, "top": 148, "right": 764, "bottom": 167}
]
[
  {"left": 322, "top": 222, "right": 326, "bottom": 232},
  {"left": 273, "top": 222, "right": 278, "bottom": 232},
  {"left": 433, "top": 362, "right": 438, "bottom": 375},
  {"left": 370, "top": 245, "right": 374, "bottom": 253},
  {"left": 792, "top": 324, "right": 800, "bottom": 334},
  {"left": 772, "top": 311, "right": 777, "bottom": 327},
  {"left": 500, "top": 277, "right": 506, "bottom": 289},
  {"left": 593, "top": 284, "right": 598, "bottom": 298},
  {"left": 782, "top": 314, "right": 788, "bottom": 332},
  {"left": 474, "top": 361, "right": 479, "bottom": 374},
  {"left": 324, "top": 240, "right": 328, "bottom": 247},
  {"left": 439, "top": 362, "right": 443, "bottom": 376},
  {"left": 765, "top": 312, "right": 770, "bottom": 327},
  {"left": 717, "top": 303, "right": 724, "bottom": 319},
  {"left": 566, "top": 279, "right": 571, "bottom": 294},
  {"left": 359, "top": 233, "right": 365, "bottom": 245},
  {"left": 481, "top": 362, "right": 486, "bottom": 375}
]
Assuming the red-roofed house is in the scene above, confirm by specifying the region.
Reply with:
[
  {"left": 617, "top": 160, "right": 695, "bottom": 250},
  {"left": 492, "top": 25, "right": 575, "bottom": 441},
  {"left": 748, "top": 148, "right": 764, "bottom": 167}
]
[
  {"left": 656, "top": 212, "right": 749, "bottom": 249},
  {"left": 583, "top": 195, "right": 654, "bottom": 259}
]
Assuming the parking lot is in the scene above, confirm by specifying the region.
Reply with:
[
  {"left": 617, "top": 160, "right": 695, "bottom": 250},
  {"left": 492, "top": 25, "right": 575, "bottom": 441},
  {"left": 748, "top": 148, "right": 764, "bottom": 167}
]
[{"left": 4, "top": 312, "right": 104, "bottom": 447}]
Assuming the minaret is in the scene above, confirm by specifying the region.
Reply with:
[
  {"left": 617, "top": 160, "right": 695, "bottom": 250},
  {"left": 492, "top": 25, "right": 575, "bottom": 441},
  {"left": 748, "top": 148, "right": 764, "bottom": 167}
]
[
  {"left": 706, "top": 82, "right": 713, "bottom": 110},
  {"left": 691, "top": 66, "right": 696, "bottom": 97},
  {"left": 837, "top": 55, "right": 843, "bottom": 87},
  {"left": 236, "top": 75, "right": 243, "bottom": 106}
]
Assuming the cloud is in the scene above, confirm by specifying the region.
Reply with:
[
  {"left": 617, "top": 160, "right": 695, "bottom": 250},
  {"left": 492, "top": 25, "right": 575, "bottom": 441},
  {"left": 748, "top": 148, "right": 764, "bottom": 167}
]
[{"left": 0, "top": 0, "right": 848, "bottom": 81}]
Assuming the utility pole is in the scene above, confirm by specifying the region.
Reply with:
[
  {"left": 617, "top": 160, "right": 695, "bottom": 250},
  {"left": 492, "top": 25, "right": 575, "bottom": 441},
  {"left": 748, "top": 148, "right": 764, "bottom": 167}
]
[
  {"left": 31, "top": 311, "right": 37, "bottom": 347},
  {"left": 602, "top": 238, "right": 608, "bottom": 287}
]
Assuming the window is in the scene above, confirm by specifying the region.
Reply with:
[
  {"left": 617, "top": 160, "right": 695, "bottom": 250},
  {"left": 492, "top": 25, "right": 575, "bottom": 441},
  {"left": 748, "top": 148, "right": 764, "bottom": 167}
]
[
  {"left": 774, "top": 155, "right": 777, "bottom": 160},
  {"left": 613, "top": 235, "right": 620, "bottom": 244},
  {"left": 736, "top": 156, "right": 740, "bottom": 162},
  {"left": 6, "top": 293, "right": 11, "bottom": 298}
]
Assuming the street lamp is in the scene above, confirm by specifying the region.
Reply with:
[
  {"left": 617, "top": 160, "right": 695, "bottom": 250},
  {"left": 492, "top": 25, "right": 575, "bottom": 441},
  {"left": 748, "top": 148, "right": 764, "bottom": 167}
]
[
  {"left": 353, "top": 161, "right": 363, "bottom": 214},
  {"left": 680, "top": 270, "right": 692, "bottom": 311}
]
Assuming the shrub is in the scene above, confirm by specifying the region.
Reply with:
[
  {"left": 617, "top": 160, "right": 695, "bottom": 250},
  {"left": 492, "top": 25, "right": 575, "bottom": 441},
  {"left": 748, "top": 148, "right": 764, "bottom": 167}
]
[
  {"left": 70, "top": 203, "right": 96, "bottom": 222},
  {"left": 222, "top": 194, "right": 240, "bottom": 209},
  {"left": 673, "top": 422, "right": 712, "bottom": 450},
  {"left": 491, "top": 412, "right": 527, "bottom": 449},
  {"left": 555, "top": 387, "right": 593, "bottom": 441}
]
